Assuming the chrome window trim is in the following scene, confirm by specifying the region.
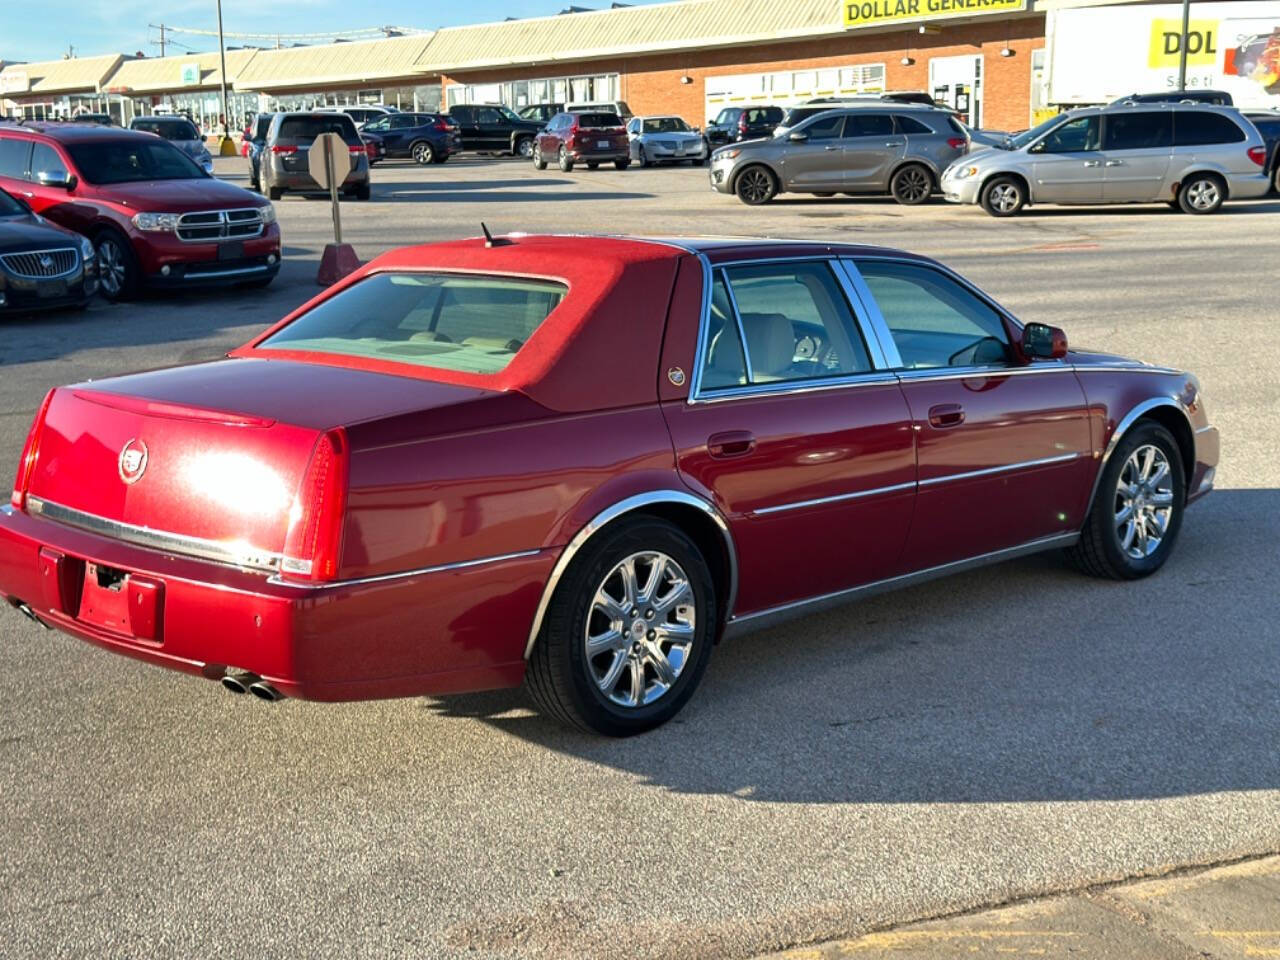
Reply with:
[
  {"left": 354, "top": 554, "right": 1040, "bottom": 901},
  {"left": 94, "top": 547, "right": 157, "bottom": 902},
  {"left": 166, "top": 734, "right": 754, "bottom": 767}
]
[
  {"left": 723, "top": 531, "right": 1080, "bottom": 640},
  {"left": 0, "top": 247, "right": 80, "bottom": 280},
  {"left": 688, "top": 371, "right": 899, "bottom": 405},
  {"left": 718, "top": 266, "right": 756, "bottom": 382},
  {"left": 897, "top": 362, "right": 1071, "bottom": 382},
  {"left": 267, "top": 549, "right": 545, "bottom": 590},
  {"left": 523, "top": 490, "right": 738, "bottom": 659},
  {"left": 918, "top": 452, "right": 1081, "bottom": 488},
  {"left": 685, "top": 252, "right": 715, "bottom": 401},
  {"left": 750, "top": 480, "right": 915, "bottom": 517},
  {"left": 25, "top": 496, "right": 281, "bottom": 573}
]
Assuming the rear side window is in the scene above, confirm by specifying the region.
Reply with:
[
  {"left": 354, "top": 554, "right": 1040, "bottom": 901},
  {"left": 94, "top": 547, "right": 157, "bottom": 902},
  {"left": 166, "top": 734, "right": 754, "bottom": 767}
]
[
  {"left": 803, "top": 114, "right": 844, "bottom": 140},
  {"left": 1104, "top": 112, "right": 1173, "bottom": 150},
  {"left": 388, "top": 115, "right": 417, "bottom": 130},
  {"left": 1174, "top": 111, "right": 1247, "bottom": 146},
  {"left": 577, "top": 113, "right": 621, "bottom": 128},
  {"left": 856, "top": 260, "right": 1010, "bottom": 370},
  {"left": 0, "top": 137, "right": 30, "bottom": 177},
  {"left": 260, "top": 273, "right": 567, "bottom": 375},
  {"left": 845, "top": 114, "right": 894, "bottom": 137},
  {"left": 894, "top": 115, "right": 933, "bottom": 134},
  {"left": 278, "top": 116, "right": 360, "bottom": 142}
]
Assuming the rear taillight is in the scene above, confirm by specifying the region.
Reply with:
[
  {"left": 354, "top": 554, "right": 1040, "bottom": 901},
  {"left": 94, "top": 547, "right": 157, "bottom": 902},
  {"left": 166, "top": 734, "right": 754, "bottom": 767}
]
[
  {"left": 270, "top": 145, "right": 297, "bottom": 154},
  {"left": 433, "top": 118, "right": 448, "bottom": 131},
  {"left": 347, "top": 144, "right": 365, "bottom": 155},
  {"left": 1247, "top": 145, "right": 1267, "bottom": 166},
  {"left": 11, "top": 389, "right": 56, "bottom": 510},
  {"left": 738, "top": 118, "right": 748, "bottom": 132},
  {"left": 947, "top": 137, "right": 967, "bottom": 150},
  {"left": 280, "top": 428, "right": 349, "bottom": 582}
]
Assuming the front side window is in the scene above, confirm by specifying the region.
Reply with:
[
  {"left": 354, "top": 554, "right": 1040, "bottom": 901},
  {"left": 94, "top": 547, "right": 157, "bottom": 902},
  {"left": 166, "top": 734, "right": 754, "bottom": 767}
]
[
  {"left": 856, "top": 260, "right": 1011, "bottom": 369},
  {"left": 258, "top": 273, "right": 567, "bottom": 375},
  {"left": 29, "top": 143, "right": 68, "bottom": 181},
  {"left": 1103, "top": 112, "right": 1173, "bottom": 150},
  {"left": 1035, "top": 116, "right": 1100, "bottom": 153},
  {"left": 1174, "top": 111, "right": 1247, "bottom": 146},
  {"left": 476, "top": 108, "right": 502, "bottom": 124},
  {"left": 65, "top": 140, "right": 200, "bottom": 184},
  {"left": 802, "top": 113, "right": 844, "bottom": 140},
  {"left": 708, "top": 261, "right": 872, "bottom": 386},
  {"left": 364, "top": 117, "right": 390, "bottom": 132},
  {"left": 714, "top": 110, "right": 734, "bottom": 125}
]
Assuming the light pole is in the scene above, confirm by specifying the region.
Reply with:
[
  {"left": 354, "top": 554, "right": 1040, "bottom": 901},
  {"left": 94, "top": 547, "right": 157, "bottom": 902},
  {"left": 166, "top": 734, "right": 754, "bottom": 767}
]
[
  {"left": 1176, "top": 0, "right": 1191, "bottom": 91},
  {"left": 215, "top": 0, "right": 236, "bottom": 155}
]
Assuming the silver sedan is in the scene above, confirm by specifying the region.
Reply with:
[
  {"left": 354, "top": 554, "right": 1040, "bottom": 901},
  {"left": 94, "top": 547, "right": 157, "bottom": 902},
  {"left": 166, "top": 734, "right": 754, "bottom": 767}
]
[{"left": 627, "top": 115, "right": 709, "bottom": 166}]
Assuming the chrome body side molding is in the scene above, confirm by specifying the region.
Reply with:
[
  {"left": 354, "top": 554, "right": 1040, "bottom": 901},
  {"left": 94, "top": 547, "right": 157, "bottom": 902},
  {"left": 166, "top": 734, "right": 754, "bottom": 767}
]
[
  {"left": 723, "top": 532, "right": 1080, "bottom": 641},
  {"left": 523, "top": 490, "right": 739, "bottom": 659},
  {"left": 267, "top": 549, "right": 545, "bottom": 590}
]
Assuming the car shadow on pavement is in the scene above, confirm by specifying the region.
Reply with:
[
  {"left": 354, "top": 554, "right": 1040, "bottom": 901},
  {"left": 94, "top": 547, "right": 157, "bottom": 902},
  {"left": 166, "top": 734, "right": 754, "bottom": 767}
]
[
  {"left": 425, "top": 487, "right": 1280, "bottom": 806},
  {"left": 379, "top": 187, "right": 655, "bottom": 203}
]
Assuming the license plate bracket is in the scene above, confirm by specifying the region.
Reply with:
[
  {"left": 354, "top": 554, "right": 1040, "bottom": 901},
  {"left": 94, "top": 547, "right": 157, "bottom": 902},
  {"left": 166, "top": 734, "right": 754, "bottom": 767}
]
[
  {"left": 218, "top": 240, "right": 245, "bottom": 261},
  {"left": 36, "top": 279, "right": 67, "bottom": 299},
  {"left": 77, "top": 562, "right": 164, "bottom": 642}
]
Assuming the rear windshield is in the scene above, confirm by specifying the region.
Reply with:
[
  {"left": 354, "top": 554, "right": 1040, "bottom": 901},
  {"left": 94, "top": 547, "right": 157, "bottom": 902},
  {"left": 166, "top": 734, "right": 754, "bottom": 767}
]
[
  {"left": 577, "top": 112, "right": 622, "bottom": 128},
  {"left": 259, "top": 273, "right": 568, "bottom": 375},
  {"left": 133, "top": 119, "right": 200, "bottom": 141},
  {"left": 253, "top": 115, "right": 273, "bottom": 139},
  {"left": 277, "top": 115, "right": 359, "bottom": 142},
  {"left": 66, "top": 140, "right": 204, "bottom": 184}
]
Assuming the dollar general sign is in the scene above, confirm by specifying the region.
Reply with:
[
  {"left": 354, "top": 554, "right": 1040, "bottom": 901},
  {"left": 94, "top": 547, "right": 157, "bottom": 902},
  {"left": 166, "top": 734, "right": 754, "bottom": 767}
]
[{"left": 844, "top": 0, "right": 1025, "bottom": 29}]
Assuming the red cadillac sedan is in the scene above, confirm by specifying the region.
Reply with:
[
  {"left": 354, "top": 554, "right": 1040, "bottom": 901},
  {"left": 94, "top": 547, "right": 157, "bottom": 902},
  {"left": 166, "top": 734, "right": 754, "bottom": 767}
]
[{"left": 0, "top": 235, "right": 1218, "bottom": 735}]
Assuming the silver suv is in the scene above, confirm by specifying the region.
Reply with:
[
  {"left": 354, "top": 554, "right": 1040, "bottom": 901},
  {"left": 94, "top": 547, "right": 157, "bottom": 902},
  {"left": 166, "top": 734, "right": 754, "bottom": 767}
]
[
  {"left": 709, "top": 104, "right": 968, "bottom": 206},
  {"left": 260, "top": 112, "right": 371, "bottom": 201},
  {"left": 941, "top": 103, "right": 1270, "bottom": 216}
]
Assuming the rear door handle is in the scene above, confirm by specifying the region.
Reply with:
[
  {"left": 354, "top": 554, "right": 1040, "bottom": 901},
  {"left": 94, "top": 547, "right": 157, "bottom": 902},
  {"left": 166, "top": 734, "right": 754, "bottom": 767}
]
[
  {"left": 707, "top": 430, "right": 756, "bottom": 458},
  {"left": 1105, "top": 159, "right": 1124, "bottom": 167},
  {"left": 928, "top": 404, "right": 965, "bottom": 428},
  {"left": 824, "top": 145, "right": 840, "bottom": 151},
  {"left": 20, "top": 190, "right": 34, "bottom": 197},
  {"left": 885, "top": 141, "right": 904, "bottom": 147},
  {"left": 1083, "top": 160, "right": 1101, "bottom": 167}
]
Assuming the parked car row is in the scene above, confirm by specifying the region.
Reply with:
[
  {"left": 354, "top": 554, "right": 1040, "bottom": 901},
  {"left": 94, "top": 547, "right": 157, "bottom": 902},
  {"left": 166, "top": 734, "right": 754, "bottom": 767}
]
[{"left": 0, "top": 121, "right": 279, "bottom": 306}]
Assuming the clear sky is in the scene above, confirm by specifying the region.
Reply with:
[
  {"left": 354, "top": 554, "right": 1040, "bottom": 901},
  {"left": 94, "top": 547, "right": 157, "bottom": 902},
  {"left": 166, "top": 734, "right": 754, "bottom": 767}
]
[{"left": 1, "top": 0, "right": 668, "bottom": 64}]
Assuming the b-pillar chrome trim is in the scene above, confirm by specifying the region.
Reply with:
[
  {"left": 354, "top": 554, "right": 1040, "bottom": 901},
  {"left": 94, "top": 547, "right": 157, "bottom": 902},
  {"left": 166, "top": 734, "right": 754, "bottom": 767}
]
[{"left": 523, "top": 490, "right": 739, "bottom": 659}]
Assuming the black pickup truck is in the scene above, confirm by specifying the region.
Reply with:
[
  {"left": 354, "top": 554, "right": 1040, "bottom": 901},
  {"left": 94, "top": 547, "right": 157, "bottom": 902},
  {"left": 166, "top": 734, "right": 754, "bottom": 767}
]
[{"left": 446, "top": 104, "right": 544, "bottom": 157}]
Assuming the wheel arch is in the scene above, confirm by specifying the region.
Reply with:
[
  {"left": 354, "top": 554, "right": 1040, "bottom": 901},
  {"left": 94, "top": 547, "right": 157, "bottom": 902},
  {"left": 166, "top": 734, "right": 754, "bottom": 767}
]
[
  {"left": 523, "top": 490, "right": 738, "bottom": 659},
  {"left": 1173, "top": 166, "right": 1230, "bottom": 200},
  {"left": 890, "top": 157, "right": 939, "bottom": 183},
  {"left": 1082, "top": 397, "right": 1196, "bottom": 524},
  {"left": 980, "top": 169, "right": 1032, "bottom": 204},
  {"left": 731, "top": 160, "right": 780, "bottom": 193}
]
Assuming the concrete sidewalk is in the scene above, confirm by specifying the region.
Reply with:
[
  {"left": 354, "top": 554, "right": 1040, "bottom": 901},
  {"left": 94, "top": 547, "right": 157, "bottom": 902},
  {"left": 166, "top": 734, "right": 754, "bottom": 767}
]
[{"left": 762, "top": 856, "right": 1280, "bottom": 959}]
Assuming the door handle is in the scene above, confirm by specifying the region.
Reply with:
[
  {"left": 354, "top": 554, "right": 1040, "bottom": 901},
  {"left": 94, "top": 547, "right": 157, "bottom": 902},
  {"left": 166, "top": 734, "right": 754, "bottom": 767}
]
[
  {"left": 21, "top": 190, "right": 34, "bottom": 198},
  {"left": 1105, "top": 159, "right": 1124, "bottom": 167},
  {"left": 927, "top": 404, "right": 965, "bottom": 428},
  {"left": 884, "top": 141, "right": 904, "bottom": 147},
  {"left": 707, "top": 430, "right": 756, "bottom": 458},
  {"left": 1082, "top": 160, "right": 1101, "bottom": 167},
  {"left": 824, "top": 145, "right": 840, "bottom": 151}
]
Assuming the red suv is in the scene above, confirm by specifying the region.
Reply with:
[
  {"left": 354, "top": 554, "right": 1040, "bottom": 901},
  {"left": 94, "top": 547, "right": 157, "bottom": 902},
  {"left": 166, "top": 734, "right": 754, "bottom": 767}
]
[
  {"left": 532, "top": 111, "right": 630, "bottom": 172},
  {"left": 0, "top": 123, "right": 281, "bottom": 300}
]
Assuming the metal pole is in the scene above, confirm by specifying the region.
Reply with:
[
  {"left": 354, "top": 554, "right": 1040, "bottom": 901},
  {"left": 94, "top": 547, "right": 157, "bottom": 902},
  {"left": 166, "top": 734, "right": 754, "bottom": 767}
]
[
  {"left": 216, "top": 0, "right": 231, "bottom": 141},
  {"left": 1177, "top": 0, "right": 1191, "bottom": 91},
  {"left": 327, "top": 137, "right": 342, "bottom": 244}
]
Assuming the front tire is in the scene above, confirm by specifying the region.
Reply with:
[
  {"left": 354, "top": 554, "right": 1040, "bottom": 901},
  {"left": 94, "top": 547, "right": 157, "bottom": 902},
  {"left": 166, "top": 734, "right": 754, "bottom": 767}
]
[
  {"left": 1178, "top": 173, "right": 1225, "bottom": 214},
  {"left": 891, "top": 163, "right": 933, "bottom": 205},
  {"left": 981, "top": 175, "right": 1025, "bottom": 217},
  {"left": 94, "top": 230, "right": 138, "bottom": 302},
  {"left": 734, "top": 165, "right": 777, "bottom": 205},
  {"left": 532, "top": 143, "right": 547, "bottom": 170},
  {"left": 1068, "top": 422, "right": 1185, "bottom": 580},
  {"left": 587, "top": 161, "right": 599, "bottom": 170},
  {"left": 526, "top": 517, "right": 717, "bottom": 736},
  {"left": 613, "top": 158, "right": 629, "bottom": 171},
  {"left": 635, "top": 145, "right": 648, "bottom": 167}
]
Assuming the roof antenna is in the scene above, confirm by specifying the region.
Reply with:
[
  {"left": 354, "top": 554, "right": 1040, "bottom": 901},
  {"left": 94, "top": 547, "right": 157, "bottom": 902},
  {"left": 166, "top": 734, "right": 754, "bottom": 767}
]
[{"left": 480, "top": 222, "right": 512, "bottom": 247}]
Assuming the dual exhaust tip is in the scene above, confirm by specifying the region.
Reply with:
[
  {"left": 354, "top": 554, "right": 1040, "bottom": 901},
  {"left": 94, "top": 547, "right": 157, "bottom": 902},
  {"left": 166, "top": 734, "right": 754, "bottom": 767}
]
[{"left": 220, "top": 670, "right": 284, "bottom": 702}]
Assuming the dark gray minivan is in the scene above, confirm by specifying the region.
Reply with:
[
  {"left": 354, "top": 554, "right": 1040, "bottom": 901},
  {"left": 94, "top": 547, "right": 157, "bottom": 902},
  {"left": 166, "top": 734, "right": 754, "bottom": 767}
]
[{"left": 259, "top": 112, "right": 371, "bottom": 201}]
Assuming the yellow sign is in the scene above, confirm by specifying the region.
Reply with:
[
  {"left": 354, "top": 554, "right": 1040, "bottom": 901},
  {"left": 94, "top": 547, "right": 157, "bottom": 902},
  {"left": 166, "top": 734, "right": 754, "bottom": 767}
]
[
  {"left": 1148, "top": 18, "right": 1220, "bottom": 68},
  {"left": 843, "top": 0, "right": 1025, "bottom": 30}
]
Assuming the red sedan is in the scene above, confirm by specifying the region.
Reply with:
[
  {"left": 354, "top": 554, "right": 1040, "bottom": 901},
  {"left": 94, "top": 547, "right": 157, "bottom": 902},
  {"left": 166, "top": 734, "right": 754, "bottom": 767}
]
[{"left": 0, "top": 235, "right": 1218, "bottom": 735}]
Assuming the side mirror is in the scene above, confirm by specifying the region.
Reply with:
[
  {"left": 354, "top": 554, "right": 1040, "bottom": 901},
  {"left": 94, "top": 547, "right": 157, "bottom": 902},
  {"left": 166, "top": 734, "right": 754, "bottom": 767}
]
[
  {"left": 1027, "top": 140, "right": 1045, "bottom": 154},
  {"left": 788, "top": 130, "right": 809, "bottom": 143},
  {"left": 37, "top": 170, "right": 76, "bottom": 191},
  {"left": 1022, "top": 322, "right": 1068, "bottom": 360}
]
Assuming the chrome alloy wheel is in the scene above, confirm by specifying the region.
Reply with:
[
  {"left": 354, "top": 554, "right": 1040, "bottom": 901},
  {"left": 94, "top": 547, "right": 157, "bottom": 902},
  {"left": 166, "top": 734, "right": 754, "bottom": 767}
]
[
  {"left": 1185, "top": 178, "right": 1220, "bottom": 211},
  {"left": 97, "top": 237, "right": 127, "bottom": 298},
  {"left": 1115, "top": 444, "right": 1175, "bottom": 560},
  {"left": 584, "top": 551, "right": 696, "bottom": 708},
  {"left": 989, "top": 182, "right": 1021, "bottom": 213},
  {"left": 413, "top": 141, "right": 434, "bottom": 164}
]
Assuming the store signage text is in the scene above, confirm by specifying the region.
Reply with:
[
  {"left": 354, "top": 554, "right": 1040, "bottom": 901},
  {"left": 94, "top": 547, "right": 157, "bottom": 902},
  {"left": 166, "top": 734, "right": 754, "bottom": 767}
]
[
  {"left": 844, "top": 0, "right": 1025, "bottom": 29},
  {"left": 0, "top": 71, "right": 29, "bottom": 95},
  {"left": 1148, "top": 18, "right": 1219, "bottom": 67},
  {"left": 180, "top": 63, "right": 201, "bottom": 86}
]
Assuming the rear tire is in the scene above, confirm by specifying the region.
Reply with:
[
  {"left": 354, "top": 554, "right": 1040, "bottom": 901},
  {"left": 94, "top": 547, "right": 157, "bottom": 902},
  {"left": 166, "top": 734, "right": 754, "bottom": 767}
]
[
  {"left": 890, "top": 162, "right": 933, "bottom": 205},
  {"left": 515, "top": 137, "right": 534, "bottom": 158},
  {"left": 734, "top": 165, "right": 777, "bottom": 205},
  {"left": 814, "top": 192, "right": 835, "bottom": 198},
  {"left": 268, "top": 186, "right": 283, "bottom": 201},
  {"left": 613, "top": 158, "right": 629, "bottom": 171},
  {"left": 981, "top": 175, "right": 1025, "bottom": 217},
  {"left": 691, "top": 156, "right": 706, "bottom": 167},
  {"left": 587, "top": 161, "right": 599, "bottom": 170},
  {"left": 558, "top": 146, "right": 574, "bottom": 172},
  {"left": 354, "top": 183, "right": 371, "bottom": 201},
  {"left": 1067, "top": 422, "right": 1185, "bottom": 580},
  {"left": 526, "top": 517, "right": 717, "bottom": 736},
  {"left": 411, "top": 141, "right": 434, "bottom": 165},
  {"left": 1178, "top": 173, "right": 1225, "bottom": 214}
]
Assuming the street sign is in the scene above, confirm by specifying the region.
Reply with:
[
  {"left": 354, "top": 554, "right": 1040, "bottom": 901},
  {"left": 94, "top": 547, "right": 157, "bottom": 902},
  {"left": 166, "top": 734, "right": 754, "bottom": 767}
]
[
  {"left": 307, "top": 132, "right": 352, "bottom": 190},
  {"left": 307, "top": 132, "right": 352, "bottom": 245}
]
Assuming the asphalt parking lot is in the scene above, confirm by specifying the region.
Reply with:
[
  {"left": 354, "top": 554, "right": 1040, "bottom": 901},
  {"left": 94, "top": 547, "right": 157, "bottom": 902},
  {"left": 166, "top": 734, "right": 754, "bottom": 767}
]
[{"left": 1, "top": 154, "right": 1278, "bottom": 960}]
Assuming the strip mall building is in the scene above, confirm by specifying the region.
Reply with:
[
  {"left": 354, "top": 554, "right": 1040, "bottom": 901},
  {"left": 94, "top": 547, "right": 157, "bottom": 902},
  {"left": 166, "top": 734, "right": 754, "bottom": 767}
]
[{"left": 2, "top": 0, "right": 1278, "bottom": 134}]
